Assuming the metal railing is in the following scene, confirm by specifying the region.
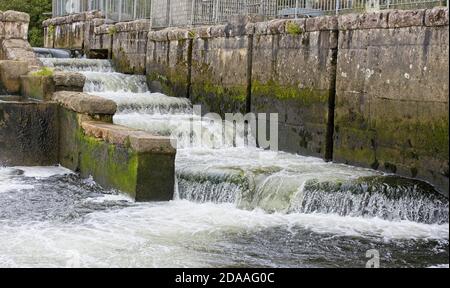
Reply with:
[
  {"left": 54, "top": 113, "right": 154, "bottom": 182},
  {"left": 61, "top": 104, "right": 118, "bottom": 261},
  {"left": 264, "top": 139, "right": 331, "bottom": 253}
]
[
  {"left": 52, "top": 0, "right": 151, "bottom": 21},
  {"left": 52, "top": 0, "right": 447, "bottom": 26}
]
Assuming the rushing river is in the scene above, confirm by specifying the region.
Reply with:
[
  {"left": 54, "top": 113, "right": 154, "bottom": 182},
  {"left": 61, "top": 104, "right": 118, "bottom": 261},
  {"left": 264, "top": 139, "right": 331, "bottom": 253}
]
[{"left": 0, "top": 58, "right": 447, "bottom": 268}]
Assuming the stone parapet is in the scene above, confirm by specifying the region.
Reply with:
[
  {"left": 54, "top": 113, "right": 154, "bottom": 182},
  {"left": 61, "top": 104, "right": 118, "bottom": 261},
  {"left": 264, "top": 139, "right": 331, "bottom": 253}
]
[
  {"left": 52, "top": 91, "right": 117, "bottom": 116},
  {"left": 81, "top": 121, "right": 176, "bottom": 155}
]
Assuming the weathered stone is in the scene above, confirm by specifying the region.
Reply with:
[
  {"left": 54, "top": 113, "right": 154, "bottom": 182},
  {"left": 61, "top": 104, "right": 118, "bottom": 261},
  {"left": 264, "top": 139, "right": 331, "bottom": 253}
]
[
  {"left": 1, "top": 39, "right": 42, "bottom": 68},
  {"left": 87, "top": 49, "right": 109, "bottom": 59},
  {"left": 194, "top": 26, "right": 211, "bottom": 38},
  {"left": 338, "top": 13, "right": 361, "bottom": 30},
  {"left": 254, "top": 21, "right": 269, "bottom": 35},
  {"left": 92, "top": 18, "right": 105, "bottom": 27},
  {"left": 2, "top": 10, "right": 30, "bottom": 22},
  {"left": 388, "top": 9, "right": 425, "bottom": 28},
  {"left": 425, "top": 7, "right": 449, "bottom": 27},
  {"left": 148, "top": 30, "right": 169, "bottom": 42},
  {"left": 95, "top": 24, "right": 114, "bottom": 35},
  {"left": 129, "top": 131, "right": 176, "bottom": 154},
  {"left": 306, "top": 16, "right": 337, "bottom": 31},
  {"left": 359, "top": 11, "right": 389, "bottom": 29},
  {"left": 210, "top": 25, "right": 227, "bottom": 37},
  {"left": 0, "top": 60, "right": 29, "bottom": 93},
  {"left": 81, "top": 121, "right": 176, "bottom": 154},
  {"left": 53, "top": 71, "right": 86, "bottom": 91},
  {"left": 20, "top": 74, "right": 55, "bottom": 101},
  {"left": 167, "top": 28, "right": 189, "bottom": 41},
  {"left": 111, "top": 20, "right": 150, "bottom": 74},
  {"left": 0, "top": 102, "right": 59, "bottom": 166},
  {"left": 58, "top": 109, "right": 175, "bottom": 201},
  {"left": 268, "top": 19, "right": 286, "bottom": 34},
  {"left": 52, "top": 91, "right": 117, "bottom": 115},
  {"left": 41, "top": 11, "right": 106, "bottom": 52},
  {"left": 335, "top": 19, "right": 449, "bottom": 196},
  {"left": 245, "top": 23, "right": 255, "bottom": 35},
  {"left": 2, "top": 20, "right": 29, "bottom": 39}
]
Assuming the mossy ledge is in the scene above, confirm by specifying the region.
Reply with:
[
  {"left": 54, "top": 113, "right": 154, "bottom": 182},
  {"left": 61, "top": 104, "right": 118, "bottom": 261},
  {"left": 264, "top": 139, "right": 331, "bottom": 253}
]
[{"left": 55, "top": 92, "right": 176, "bottom": 202}]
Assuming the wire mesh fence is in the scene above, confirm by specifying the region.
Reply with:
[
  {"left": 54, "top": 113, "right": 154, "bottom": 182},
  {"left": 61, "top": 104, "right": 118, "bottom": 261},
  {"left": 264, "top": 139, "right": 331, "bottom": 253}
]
[{"left": 52, "top": 0, "right": 448, "bottom": 26}]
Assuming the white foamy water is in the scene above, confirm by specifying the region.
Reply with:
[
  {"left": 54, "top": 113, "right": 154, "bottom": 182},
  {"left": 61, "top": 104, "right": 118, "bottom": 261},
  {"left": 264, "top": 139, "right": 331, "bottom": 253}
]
[
  {"left": 39, "top": 58, "right": 114, "bottom": 72},
  {"left": 0, "top": 198, "right": 447, "bottom": 268},
  {"left": 12, "top": 166, "right": 73, "bottom": 178},
  {"left": 4, "top": 58, "right": 443, "bottom": 268},
  {"left": 0, "top": 166, "right": 72, "bottom": 193},
  {"left": 92, "top": 92, "right": 192, "bottom": 114}
]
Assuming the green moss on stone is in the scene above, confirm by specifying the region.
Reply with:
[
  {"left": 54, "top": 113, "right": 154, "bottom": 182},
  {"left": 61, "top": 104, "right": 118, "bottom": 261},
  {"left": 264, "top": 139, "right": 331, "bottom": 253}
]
[
  {"left": 76, "top": 129, "right": 139, "bottom": 198},
  {"left": 31, "top": 67, "right": 54, "bottom": 77},
  {"left": 252, "top": 79, "right": 328, "bottom": 105},
  {"left": 108, "top": 26, "right": 118, "bottom": 36},
  {"left": 286, "top": 21, "right": 303, "bottom": 35}
]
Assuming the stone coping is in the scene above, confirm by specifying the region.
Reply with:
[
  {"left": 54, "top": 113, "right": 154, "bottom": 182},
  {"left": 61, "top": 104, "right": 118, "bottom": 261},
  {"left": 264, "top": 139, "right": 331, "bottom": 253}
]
[
  {"left": 42, "top": 10, "right": 104, "bottom": 27},
  {"left": 53, "top": 91, "right": 117, "bottom": 115},
  {"left": 94, "top": 24, "right": 115, "bottom": 35},
  {"left": 0, "top": 10, "right": 30, "bottom": 23},
  {"left": 147, "top": 7, "right": 448, "bottom": 41},
  {"left": 114, "top": 19, "right": 151, "bottom": 33},
  {"left": 53, "top": 71, "right": 86, "bottom": 89},
  {"left": 81, "top": 121, "right": 176, "bottom": 154}
]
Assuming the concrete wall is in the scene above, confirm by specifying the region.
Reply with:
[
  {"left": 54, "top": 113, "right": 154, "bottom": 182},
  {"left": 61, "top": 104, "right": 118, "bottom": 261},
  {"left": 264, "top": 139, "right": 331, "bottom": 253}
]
[
  {"left": 0, "top": 101, "right": 59, "bottom": 166},
  {"left": 44, "top": 13, "right": 150, "bottom": 74},
  {"left": 1, "top": 11, "right": 177, "bottom": 202},
  {"left": 251, "top": 18, "right": 338, "bottom": 158},
  {"left": 144, "top": 8, "right": 449, "bottom": 194},
  {"left": 42, "top": 11, "right": 105, "bottom": 52},
  {"left": 335, "top": 8, "right": 449, "bottom": 194},
  {"left": 112, "top": 20, "right": 150, "bottom": 74},
  {"left": 42, "top": 8, "right": 449, "bottom": 195},
  {"left": 1, "top": 11, "right": 42, "bottom": 70},
  {"left": 146, "top": 29, "right": 192, "bottom": 99},
  {"left": 54, "top": 91, "right": 176, "bottom": 201}
]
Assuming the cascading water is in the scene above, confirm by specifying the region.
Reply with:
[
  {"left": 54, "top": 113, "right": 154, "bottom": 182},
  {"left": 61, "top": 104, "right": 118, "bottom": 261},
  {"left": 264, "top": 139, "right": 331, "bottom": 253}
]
[{"left": 0, "top": 58, "right": 446, "bottom": 267}]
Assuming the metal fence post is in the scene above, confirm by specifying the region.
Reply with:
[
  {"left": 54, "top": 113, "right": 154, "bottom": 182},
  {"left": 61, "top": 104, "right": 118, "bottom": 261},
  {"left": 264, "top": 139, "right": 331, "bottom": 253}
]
[
  {"left": 191, "top": 0, "right": 196, "bottom": 26},
  {"left": 214, "top": 0, "right": 219, "bottom": 24},
  {"left": 336, "top": 0, "right": 340, "bottom": 15}
]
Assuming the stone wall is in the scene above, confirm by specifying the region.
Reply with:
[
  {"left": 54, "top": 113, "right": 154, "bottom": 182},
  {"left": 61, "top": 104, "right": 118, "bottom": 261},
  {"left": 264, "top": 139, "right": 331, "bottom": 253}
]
[
  {"left": 250, "top": 18, "right": 338, "bottom": 158},
  {"left": 1, "top": 10, "right": 177, "bottom": 202},
  {"left": 146, "top": 29, "right": 192, "bottom": 99},
  {"left": 42, "top": 11, "right": 105, "bottom": 52},
  {"left": 335, "top": 8, "right": 449, "bottom": 194},
  {"left": 0, "top": 101, "right": 59, "bottom": 166},
  {"left": 54, "top": 91, "right": 176, "bottom": 201},
  {"left": 0, "top": 11, "right": 41, "bottom": 70},
  {"left": 44, "top": 13, "right": 150, "bottom": 74},
  {"left": 111, "top": 20, "right": 151, "bottom": 74},
  {"left": 92, "top": 24, "right": 114, "bottom": 57},
  {"left": 42, "top": 8, "right": 449, "bottom": 195}
]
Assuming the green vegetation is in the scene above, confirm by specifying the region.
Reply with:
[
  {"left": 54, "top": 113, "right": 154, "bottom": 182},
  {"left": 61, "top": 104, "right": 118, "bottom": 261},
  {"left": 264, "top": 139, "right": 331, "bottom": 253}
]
[
  {"left": 188, "top": 30, "right": 196, "bottom": 39},
  {"left": 0, "top": 0, "right": 52, "bottom": 47},
  {"left": 108, "top": 26, "right": 118, "bottom": 36},
  {"left": 31, "top": 66, "right": 54, "bottom": 77},
  {"left": 285, "top": 21, "right": 303, "bottom": 35}
]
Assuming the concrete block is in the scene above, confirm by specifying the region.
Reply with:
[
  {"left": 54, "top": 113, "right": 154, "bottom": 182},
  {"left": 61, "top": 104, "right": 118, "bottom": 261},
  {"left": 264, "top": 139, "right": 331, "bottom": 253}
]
[
  {"left": 0, "top": 60, "right": 29, "bottom": 94},
  {"left": 52, "top": 91, "right": 117, "bottom": 115}
]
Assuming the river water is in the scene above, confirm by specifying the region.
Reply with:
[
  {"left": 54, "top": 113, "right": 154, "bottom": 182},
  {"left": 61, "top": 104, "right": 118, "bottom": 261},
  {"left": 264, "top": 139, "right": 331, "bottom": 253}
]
[{"left": 0, "top": 58, "right": 447, "bottom": 268}]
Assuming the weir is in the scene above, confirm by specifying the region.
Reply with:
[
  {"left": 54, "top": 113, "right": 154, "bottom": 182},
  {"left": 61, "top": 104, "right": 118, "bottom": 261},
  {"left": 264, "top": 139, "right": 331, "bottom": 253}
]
[
  {"left": 1, "top": 11, "right": 176, "bottom": 201},
  {"left": 41, "top": 57, "right": 449, "bottom": 225},
  {"left": 0, "top": 9, "right": 449, "bottom": 268}
]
